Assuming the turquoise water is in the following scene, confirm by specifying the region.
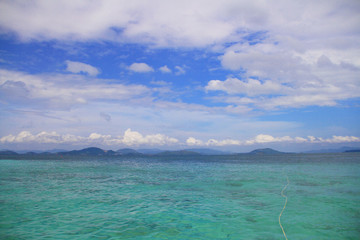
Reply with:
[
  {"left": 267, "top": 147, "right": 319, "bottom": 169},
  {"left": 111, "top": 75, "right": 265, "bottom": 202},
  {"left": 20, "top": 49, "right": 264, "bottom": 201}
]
[{"left": 1, "top": 153, "right": 359, "bottom": 239}]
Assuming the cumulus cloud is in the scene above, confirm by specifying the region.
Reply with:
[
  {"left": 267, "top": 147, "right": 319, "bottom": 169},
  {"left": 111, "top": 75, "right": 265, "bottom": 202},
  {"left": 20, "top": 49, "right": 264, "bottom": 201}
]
[
  {"left": 186, "top": 137, "right": 242, "bottom": 147},
  {"left": 122, "top": 129, "right": 179, "bottom": 146},
  {"left": 206, "top": 78, "right": 287, "bottom": 96},
  {"left": 186, "top": 137, "right": 203, "bottom": 146},
  {"left": 212, "top": 31, "right": 360, "bottom": 110},
  {"left": 206, "top": 66, "right": 360, "bottom": 110},
  {"left": 159, "top": 65, "right": 172, "bottom": 73},
  {"left": 245, "top": 134, "right": 293, "bottom": 145},
  {"left": 88, "top": 133, "right": 112, "bottom": 142},
  {"left": 65, "top": 60, "right": 100, "bottom": 76},
  {"left": 128, "top": 63, "right": 154, "bottom": 73}
]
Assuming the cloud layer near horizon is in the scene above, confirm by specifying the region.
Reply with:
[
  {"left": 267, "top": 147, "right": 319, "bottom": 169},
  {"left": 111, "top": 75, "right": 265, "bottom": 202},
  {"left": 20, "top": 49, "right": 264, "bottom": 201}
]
[{"left": 1, "top": 130, "right": 359, "bottom": 148}]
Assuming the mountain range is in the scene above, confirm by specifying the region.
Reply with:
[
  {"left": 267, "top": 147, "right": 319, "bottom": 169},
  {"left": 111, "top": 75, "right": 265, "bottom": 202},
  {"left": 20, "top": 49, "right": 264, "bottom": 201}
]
[
  {"left": 0, "top": 147, "right": 280, "bottom": 156},
  {"left": 0, "top": 147, "right": 359, "bottom": 157}
]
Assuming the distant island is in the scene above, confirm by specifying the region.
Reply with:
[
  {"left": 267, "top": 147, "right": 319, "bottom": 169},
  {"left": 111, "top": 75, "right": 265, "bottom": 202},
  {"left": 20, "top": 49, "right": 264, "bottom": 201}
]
[
  {"left": 0, "top": 147, "right": 286, "bottom": 157},
  {"left": 345, "top": 149, "right": 360, "bottom": 153},
  {"left": 247, "top": 148, "right": 287, "bottom": 155},
  {"left": 0, "top": 147, "right": 359, "bottom": 159}
]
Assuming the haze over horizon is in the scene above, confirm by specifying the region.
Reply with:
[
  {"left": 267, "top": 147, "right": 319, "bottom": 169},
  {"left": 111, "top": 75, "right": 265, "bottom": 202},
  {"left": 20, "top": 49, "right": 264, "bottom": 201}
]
[{"left": 0, "top": 0, "right": 359, "bottom": 152}]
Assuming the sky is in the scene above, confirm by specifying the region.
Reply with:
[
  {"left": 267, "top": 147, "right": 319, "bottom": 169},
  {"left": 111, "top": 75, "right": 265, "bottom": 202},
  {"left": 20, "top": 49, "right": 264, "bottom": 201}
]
[{"left": 0, "top": 0, "right": 359, "bottom": 152}]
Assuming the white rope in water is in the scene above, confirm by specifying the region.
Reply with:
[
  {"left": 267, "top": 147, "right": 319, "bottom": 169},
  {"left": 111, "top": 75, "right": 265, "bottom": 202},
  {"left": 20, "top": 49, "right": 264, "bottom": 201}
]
[{"left": 279, "top": 176, "right": 289, "bottom": 240}]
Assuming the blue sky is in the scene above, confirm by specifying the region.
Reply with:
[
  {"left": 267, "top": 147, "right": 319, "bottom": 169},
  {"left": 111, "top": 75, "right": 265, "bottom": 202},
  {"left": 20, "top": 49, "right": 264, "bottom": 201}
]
[{"left": 0, "top": 0, "right": 359, "bottom": 151}]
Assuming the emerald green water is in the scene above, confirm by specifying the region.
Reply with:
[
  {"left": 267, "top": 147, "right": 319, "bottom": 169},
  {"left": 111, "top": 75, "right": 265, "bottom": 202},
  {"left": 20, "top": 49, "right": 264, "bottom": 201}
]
[{"left": 1, "top": 153, "right": 359, "bottom": 239}]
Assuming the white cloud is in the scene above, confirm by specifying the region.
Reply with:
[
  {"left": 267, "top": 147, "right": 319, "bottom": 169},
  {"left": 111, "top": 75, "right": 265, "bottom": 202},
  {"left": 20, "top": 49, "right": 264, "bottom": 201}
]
[
  {"left": 0, "top": 131, "right": 82, "bottom": 144},
  {"left": 65, "top": 60, "right": 100, "bottom": 76},
  {"left": 159, "top": 65, "right": 172, "bottom": 73},
  {"left": 88, "top": 133, "right": 110, "bottom": 141},
  {"left": 206, "top": 58, "right": 360, "bottom": 109},
  {"left": 248, "top": 134, "right": 279, "bottom": 144},
  {"left": 0, "top": 0, "right": 238, "bottom": 47},
  {"left": 245, "top": 134, "right": 293, "bottom": 145},
  {"left": 329, "top": 136, "right": 360, "bottom": 143},
  {"left": 206, "top": 78, "right": 287, "bottom": 96},
  {"left": 186, "top": 137, "right": 243, "bottom": 147},
  {"left": 0, "top": 69, "right": 150, "bottom": 109},
  {"left": 206, "top": 138, "right": 242, "bottom": 146},
  {"left": 186, "top": 137, "right": 203, "bottom": 146},
  {"left": 175, "top": 66, "right": 186, "bottom": 75},
  {"left": 208, "top": 17, "right": 360, "bottom": 109},
  {"left": 128, "top": 62, "right": 154, "bottom": 73},
  {"left": 294, "top": 137, "right": 308, "bottom": 143},
  {"left": 122, "top": 129, "right": 179, "bottom": 146},
  {"left": 308, "top": 136, "right": 316, "bottom": 142},
  {"left": 310, "top": 135, "right": 360, "bottom": 144},
  {"left": 0, "top": 0, "right": 358, "bottom": 50}
]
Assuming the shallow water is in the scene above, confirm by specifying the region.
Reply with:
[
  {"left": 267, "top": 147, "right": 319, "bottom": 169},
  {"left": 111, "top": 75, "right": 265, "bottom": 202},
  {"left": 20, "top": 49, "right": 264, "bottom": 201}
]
[{"left": 1, "top": 153, "right": 359, "bottom": 239}]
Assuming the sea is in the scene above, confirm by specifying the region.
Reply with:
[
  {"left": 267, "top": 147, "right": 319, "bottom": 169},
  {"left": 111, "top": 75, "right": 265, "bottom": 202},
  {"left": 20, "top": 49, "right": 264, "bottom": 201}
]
[{"left": 0, "top": 153, "right": 359, "bottom": 239}]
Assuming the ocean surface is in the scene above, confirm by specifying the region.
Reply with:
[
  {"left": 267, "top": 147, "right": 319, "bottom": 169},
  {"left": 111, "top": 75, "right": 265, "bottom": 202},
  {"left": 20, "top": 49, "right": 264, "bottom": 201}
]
[{"left": 1, "top": 153, "right": 359, "bottom": 239}]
